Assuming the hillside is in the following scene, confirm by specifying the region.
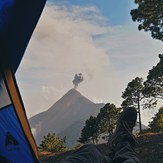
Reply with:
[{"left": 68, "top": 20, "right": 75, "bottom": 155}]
[
  {"left": 29, "top": 89, "right": 104, "bottom": 145},
  {"left": 39, "top": 133, "right": 163, "bottom": 163},
  {"left": 58, "top": 118, "right": 88, "bottom": 147}
]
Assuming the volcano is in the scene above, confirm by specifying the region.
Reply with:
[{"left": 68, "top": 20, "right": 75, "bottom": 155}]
[{"left": 29, "top": 89, "right": 104, "bottom": 146}]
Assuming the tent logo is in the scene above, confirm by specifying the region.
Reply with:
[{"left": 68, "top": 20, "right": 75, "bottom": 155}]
[{"left": 5, "top": 132, "right": 19, "bottom": 146}]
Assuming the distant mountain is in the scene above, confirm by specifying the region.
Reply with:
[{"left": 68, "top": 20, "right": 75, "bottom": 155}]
[
  {"left": 29, "top": 89, "right": 104, "bottom": 145},
  {"left": 58, "top": 118, "right": 86, "bottom": 147},
  {"left": 133, "top": 123, "right": 148, "bottom": 133}
]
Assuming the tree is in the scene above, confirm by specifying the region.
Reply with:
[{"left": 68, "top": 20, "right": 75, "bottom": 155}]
[
  {"left": 78, "top": 103, "right": 121, "bottom": 144},
  {"left": 78, "top": 116, "right": 99, "bottom": 144},
  {"left": 38, "top": 133, "right": 67, "bottom": 153},
  {"left": 122, "top": 77, "right": 144, "bottom": 132},
  {"left": 148, "top": 107, "right": 163, "bottom": 133},
  {"left": 131, "top": 0, "right": 163, "bottom": 41},
  {"left": 97, "top": 103, "right": 121, "bottom": 140},
  {"left": 144, "top": 54, "right": 163, "bottom": 100}
]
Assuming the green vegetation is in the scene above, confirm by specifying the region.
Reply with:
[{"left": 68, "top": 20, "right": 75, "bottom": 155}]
[
  {"left": 131, "top": 0, "right": 163, "bottom": 41},
  {"left": 148, "top": 107, "right": 163, "bottom": 133},
  {"left": 78, "top": 103, "right": 121, "bottom": 144},
  {"left": 122, "top": 77, "right": 144, "bottom": 132},
  {"left": 121, "top": 76, "right": 156, "bottom": 133},
  {"left": 78, "top": 115, "right": 99, "bottom": 144},
  {"left": 97, "top": 103, "right": 121, "bottom": 140},
  {"left": 144, "top": 54, "right": 163, "bottom": 100},
  {"left": 38, "top": 133, "right": 67, "bottom": 153}
]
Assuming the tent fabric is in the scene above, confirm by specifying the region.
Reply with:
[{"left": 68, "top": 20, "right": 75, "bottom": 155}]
[
  {"left": 0, "top": 0, "right": 47, "bottom": 73},
  {"left": 0, "top": 105, "right": 36, "bottom": 163},
  {"left": 3, "top": 69, "right": 39, "bottom": 160},
  {"left": 0, "top": 71, "right": 39, "bottom": 162}
]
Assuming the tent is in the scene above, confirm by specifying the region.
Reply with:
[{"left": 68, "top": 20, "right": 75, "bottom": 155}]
[{"left": 0, "top": 0, "right": 46, "bottom": 162}]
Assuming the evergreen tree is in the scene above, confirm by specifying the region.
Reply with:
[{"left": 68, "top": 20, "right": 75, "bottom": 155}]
[
  {"left": 148, "top": 107, "right": 163, "bottom": 133},
  {"left": 78, "top": 116, "right": 99, "bottom": 144},
  {"left": 131, "top": 0, "right": 163, "bottom": 41},
  {"left": 78, "top": 103, "right": 121, "bottom": 143},
  {"left": 97, "top": 103, "right": 121, "bottom": 140},
  {"left": 122, "top": 77, "right": 144, "bottom": 132},
  {"left": 38, "top": 133, "right": 67, "bottom": 153},
  {"left": 144, "top": 54, "right": 163, "bottom": 100}
]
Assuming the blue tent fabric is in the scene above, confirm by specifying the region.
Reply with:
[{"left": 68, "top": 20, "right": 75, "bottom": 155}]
[
  {"left": 0, "top": 105, "right": 36, "bottom": 163},
  {"left": 0, "top": 0, "right": 47, "bottom": 73},
  {"left": 0, "top": 75, "right": 39, "bottom": 162}
]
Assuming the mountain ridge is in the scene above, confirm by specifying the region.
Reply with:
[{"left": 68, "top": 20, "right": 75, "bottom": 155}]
[{"left": 29, "top": 89, "right": 105, "bottom": 145}]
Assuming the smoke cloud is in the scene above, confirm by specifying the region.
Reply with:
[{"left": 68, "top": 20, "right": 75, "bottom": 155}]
[
  {"left": 72, "top": 73, "right": 84, "bottom": 89},
  {"left": 31, "top": 122, "right": 42, "bottom": 137}
]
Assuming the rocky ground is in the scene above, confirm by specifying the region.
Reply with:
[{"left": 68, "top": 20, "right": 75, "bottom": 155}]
[
  {"left": 39, "top": 133, "right": 163, "bottom": 163},
  {"left": 135, "top": 133, "right": 163, "bottom": 163}
]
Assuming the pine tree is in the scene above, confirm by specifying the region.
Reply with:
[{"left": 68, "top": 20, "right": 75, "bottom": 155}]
[
  {"left": 78, "top": 116, "right": 99, "bottom": 144},
  {"left": 38, "top": 133, "right": 67, "bottom": 153},
  {"left": 78, "top": 103, "right": 121, "bottom": 143},
  {"left": 122, "top": 77, "right": 144, "bottom": 133},
  {"left": 144, "top": 54, "right": 163, "bottom": 100},
  {"left": 97, "top": 103, "right": 121, "bottom": 140},
  {"left": 148, "top": 107, "right": 163, "bottom": 133},
  {"left": 131, "top": 0, "right": 163, "bottom": 41}
]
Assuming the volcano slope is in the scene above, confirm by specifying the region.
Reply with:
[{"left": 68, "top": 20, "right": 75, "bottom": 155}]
[{"left": 39, "top": 133, "right": 163, "bottom": 163}]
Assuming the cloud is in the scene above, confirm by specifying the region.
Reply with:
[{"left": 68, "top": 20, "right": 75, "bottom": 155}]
[
  {"left": 16, "top": 4, "right": 110, "bottom": 117},
  {"left": 31, "top": 122, "right": 42, "bottom": 137},
  {"left": 23, "top": 4, "right": 109, "bottom": 77},
  {"left": 16, "top": 3, "right": 163, "bottom": 125}
]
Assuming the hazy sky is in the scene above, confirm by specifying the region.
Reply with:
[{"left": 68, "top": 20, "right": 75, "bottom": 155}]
[{"left": 16, "top": 0, "right": 163, "bottom": 125}]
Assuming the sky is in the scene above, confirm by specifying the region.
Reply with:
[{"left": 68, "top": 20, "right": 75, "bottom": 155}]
[{"left": 16, "top": 0, "right": 163, "bottom": 125}]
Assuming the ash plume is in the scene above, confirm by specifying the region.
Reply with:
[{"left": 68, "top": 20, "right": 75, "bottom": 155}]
[{"left": 72, "top": 73, "right": 84, "bottom": 89}]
